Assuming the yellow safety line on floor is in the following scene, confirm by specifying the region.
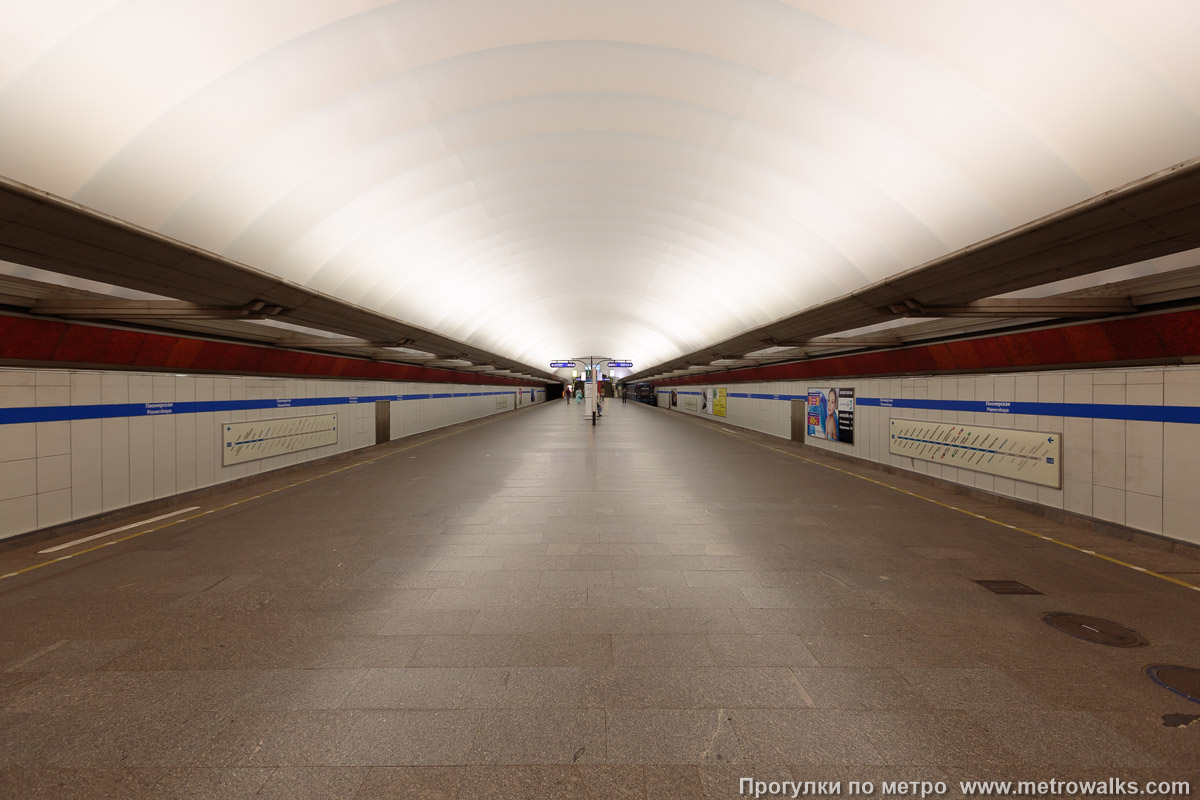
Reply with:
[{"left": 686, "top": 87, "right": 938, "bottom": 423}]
[
  {"left": 0, "top": 415, "right": 506, "bottom": 585},
  {"left": 687, "top": 416, "right": 1200, "bottom": 595}
]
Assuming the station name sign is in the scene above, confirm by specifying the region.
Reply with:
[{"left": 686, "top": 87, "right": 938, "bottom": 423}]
[
  {"left": 550, "top": 361, "right": 576, "bottom": 368},
  {"left": 607, "top": 361, "right": 633, "bottom": 368}
]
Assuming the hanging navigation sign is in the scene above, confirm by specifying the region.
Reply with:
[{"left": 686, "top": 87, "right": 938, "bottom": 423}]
[
  {"left": 607, "top": 361, "right": 633, "bottom": 368},
  {"left": 550, "top": 361, "right": 577, "bottom": 368}
]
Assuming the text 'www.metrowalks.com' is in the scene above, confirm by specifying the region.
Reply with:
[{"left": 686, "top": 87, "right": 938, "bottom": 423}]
[{"left": 739, "top": 777, "right": 1192, "bottom": 798}]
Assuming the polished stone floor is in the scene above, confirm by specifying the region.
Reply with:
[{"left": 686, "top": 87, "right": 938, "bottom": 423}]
[{"left": 1, "top": 400, "right": 1198, "bottom": 798}]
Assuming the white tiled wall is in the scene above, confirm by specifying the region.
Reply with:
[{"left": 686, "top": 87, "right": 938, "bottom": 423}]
[
  {"left": 0, "top": 369, "right": 539, "bottom": 540},
  {"left": 660, "top": 366, "right": 1200, "bottom": 547}
]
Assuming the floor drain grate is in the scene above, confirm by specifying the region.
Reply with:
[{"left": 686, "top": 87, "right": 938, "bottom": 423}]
[
  {"left": 1042, "top": 612, "right": 1147, "bottom": 647},
  {"left": 1146, "top": 665, "right": 1200, "bottom": 704},
  {"left": 973, "top": 580, "right": 1042, "bottom": 595}
]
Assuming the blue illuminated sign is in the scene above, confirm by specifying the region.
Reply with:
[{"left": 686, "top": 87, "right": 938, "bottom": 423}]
[
  {"left": 550, "top": 361, "right": 576, "bottom": 368},
  {"left": 607, "top": 361, "right": 633, "bottom": 368}
]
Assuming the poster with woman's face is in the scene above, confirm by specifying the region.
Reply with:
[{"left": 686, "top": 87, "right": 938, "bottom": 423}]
[{"left": 806, "top": 387, "right": 855, "bottom": 444}]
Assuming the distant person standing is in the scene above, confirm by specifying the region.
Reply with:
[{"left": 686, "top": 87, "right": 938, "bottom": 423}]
[
  {"left": 564, "top": 383, "right": 571, "bottom": 404},
  {"left": 622, "top": 387, "right": 628, "bottom": 405}
]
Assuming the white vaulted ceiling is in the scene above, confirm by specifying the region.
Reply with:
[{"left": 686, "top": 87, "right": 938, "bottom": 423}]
[{"left": 1, "top": 1, "right": 1198, "bottom": 373}]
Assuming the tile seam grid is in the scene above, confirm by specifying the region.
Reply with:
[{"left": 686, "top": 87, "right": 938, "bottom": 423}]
[
  {"left": 0, "top": 410, "right": 521, "bottom": 584},
  {"left": 675, "top": 415, "right": 1200, "bottom": 595}
]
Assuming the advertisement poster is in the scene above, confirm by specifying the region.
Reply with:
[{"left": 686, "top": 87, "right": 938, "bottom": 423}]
[
  {"left": 806, "top": 387, "right": 854, "bottom": 444},
  {"left": 700, "top": 388, "right": 727, "bottom": 417}
]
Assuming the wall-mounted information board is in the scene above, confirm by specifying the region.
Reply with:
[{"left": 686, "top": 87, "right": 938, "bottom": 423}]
[
  {"left": 222, "top": 414, "right": 338, "bottom": 466},
  {"left": 889, "top": 419, "right": 1061, "bottom": 488}
]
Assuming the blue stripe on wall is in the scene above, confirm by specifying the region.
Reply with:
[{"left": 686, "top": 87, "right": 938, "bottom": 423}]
[
  {"left": 659, "top": 389, "right": 1200, "bottom": 424},
  {"left": 0, "top": 391, "right": 518, "bottom": 425},
  {"left": 854, "top": 397, "right": 1200, "bottom": 424}
]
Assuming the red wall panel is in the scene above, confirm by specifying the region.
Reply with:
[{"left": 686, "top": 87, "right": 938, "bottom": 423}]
[
  {"left": 0, "top": 314, "right": 541, "bottom": 387},
  {"left": 654, "top": 310, "right": 1200, "bottom": 387}
]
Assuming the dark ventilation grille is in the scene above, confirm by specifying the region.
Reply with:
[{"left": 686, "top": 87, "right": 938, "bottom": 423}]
[
  {"left": 1146, "top": 665, "right": 1200, "bottom": 704},
  {"left": 1042, "top": 612, "right": 1147, "bottom": 647},
  {"left": 973, "top": 580, "right": 1042, "bottom": 595}
]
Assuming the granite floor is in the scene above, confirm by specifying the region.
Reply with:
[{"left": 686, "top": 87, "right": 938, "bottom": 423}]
[{"left": 1, "top": 400, "right": 1198, "bottom": 798}]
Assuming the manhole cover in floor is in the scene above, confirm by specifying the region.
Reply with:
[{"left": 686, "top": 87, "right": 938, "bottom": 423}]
[
  {"left": 974, "top": 579, "right": 1042, "bottom": 595},
  {"left": 1042, "top": 613, "right": 1147, "bottom": 647},
  {"left": 1146, "top": 665, "right": 1200, "bottom": 704}
]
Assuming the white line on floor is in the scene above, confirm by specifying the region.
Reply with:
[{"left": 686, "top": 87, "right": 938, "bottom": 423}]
[{"left": 37, "top": 507, "right": 201, "bottom": 554}]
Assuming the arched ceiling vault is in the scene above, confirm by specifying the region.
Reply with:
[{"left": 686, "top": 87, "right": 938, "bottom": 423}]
[{"left": 2, "top": 0, "right": 1198, "bottom": 372}]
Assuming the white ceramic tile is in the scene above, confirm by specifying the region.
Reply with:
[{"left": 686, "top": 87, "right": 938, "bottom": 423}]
[
  {"left": 1163, "top": 498, "right": 1200, "bottom": 546},
  {"left": 1125, "top": 456, "right": 1162, "bottom": 497},
  {"left": 1162, "top": 422, "right": 1200, "bottom": 466},
  {"left": 1126, "top": 383, "right": 1163, "bottom": 406},
  {"left": 1093, "top": 371, "right": 1126, "bottom": 385},
  {"left": 1037, "top": 373, "right": 1064, "bottom": 403},
  {"left": 1164, "top": 382, "right": 1200, "bottom": 407},
  {"left": 195, "top": 413, "right": 216, "bottom": 487},
  {"left": 1063, "top": 446, "right": 1093, "bottom": 485},
  {"left": 1038, "top": 416, "right": 1064, "bottom": 434},
  {"left": 1093, "top": 450, "right": 1125, "bottom": 490},
  {"left": 101, "top": 418, "right": 131, "bottom": 512},
  {"left": 35, "top": 385, "right": 70, "bottom": 407},
  {"left": 36, "top": 421, "right": 70, "bottom": 457},
  {"left": 150, "top": 375, "right": 174, "bottom": 403},
  {"left": 1092, "top": 419, "right": 1125, "bottom": 453},
  {"left": 128, "top": 421, "right": 154, "bottom": 505},
  {"left": 1125, "top": 492, "right": 1163, "bottom": 535},
  {"left": 0, "top": 423, "right": 36, "bottom": 462},
  {"left": 36, "top": 454, "right": 71, "bottom": 493},
  {"left": 1125, "top": 420, "right": 1163, "bottom": 460},
  {"left": 1037, "top": 484, "right": 1064, "bottom": 509},
  {"left": 1092, "top": 485, "right": 1126, "bottom": 524},
  {"left": 128, "top": 375, "right": 152, "bottom": 403},
  {"left": 1127, "top": 369, "right": 1163, "bottom": 385},
  {"left": 101, "top": 374, "right": 129, "bottom": 404},
  {"left": 1064, "top": 479, "right": 1093, "bottom": 516},
  {"left": 1163, "top": 458, "right": 1200, "bottom": 511},
  {"left": 0, "top": 459, "right": 36, "bottom": 502},
  {"left": 0, "top": 495, "right": 38, "bottom": 540},
  {"left": 1014, "top": 414, "right": 1037, "bottom": 431},
  {"left": 0, "top": 385, "right": 36, "bottom": 407},
  {"left": 37, "top": 488, "right": 72, "bottom": 529},
  {"left": 35, "top": 372, "right": 69, "bottom": 386},
  {"left": 69, "top": 373, "right": 102, "bottom": 405},
  {"left": 174, "top": 376, "right": 196, "bottom": 402},
  {"left": 1093, "top": 384, "right": 1125, "bottom": 405},
  {"left": 0, "top": 371, "right": 36, "bottom": 386},
  {"left": 175, "top": 414, "right": 197, "bottom": 493},
  {"left": 992, "top": 476, "right": 1015, "bottom": 497},
  {"left": 70, "top": 419, "right": 102, "bottom": 519},
  {"left": 1164, "top": 367, "right": 1200, "bottom": 384},
  {"left": 1062, "top": 372, "right": 1091, "bottom": 403}
]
